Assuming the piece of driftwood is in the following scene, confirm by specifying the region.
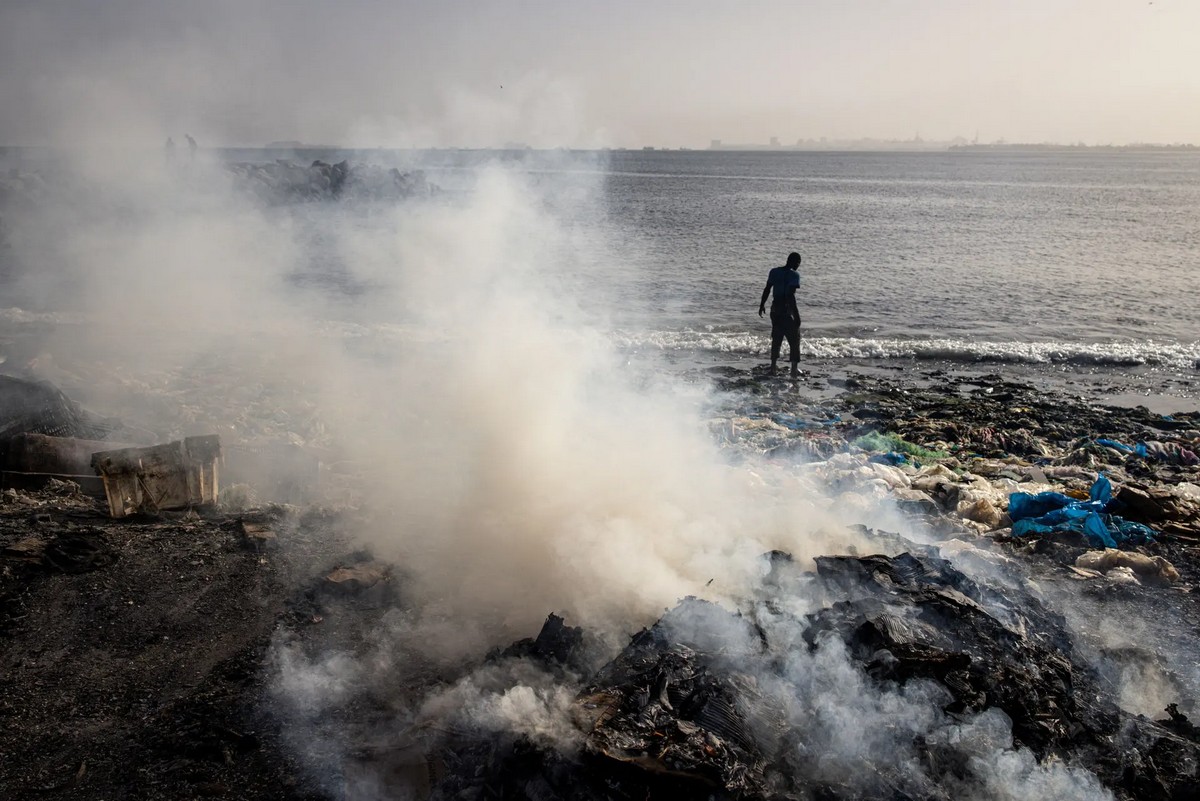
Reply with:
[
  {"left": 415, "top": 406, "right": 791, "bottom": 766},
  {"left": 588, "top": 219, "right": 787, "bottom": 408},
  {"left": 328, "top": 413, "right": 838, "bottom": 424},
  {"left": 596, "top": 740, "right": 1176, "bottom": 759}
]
[{"left": 91, "top": 435, "right": 221, "bottom": 518}]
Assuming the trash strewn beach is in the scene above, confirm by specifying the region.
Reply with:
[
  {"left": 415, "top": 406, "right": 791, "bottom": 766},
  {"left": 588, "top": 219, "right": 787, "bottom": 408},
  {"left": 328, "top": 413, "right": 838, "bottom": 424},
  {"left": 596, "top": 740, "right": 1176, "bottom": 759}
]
[{"left": 1, "top": 366, "right": 1197, "bottom": 799}]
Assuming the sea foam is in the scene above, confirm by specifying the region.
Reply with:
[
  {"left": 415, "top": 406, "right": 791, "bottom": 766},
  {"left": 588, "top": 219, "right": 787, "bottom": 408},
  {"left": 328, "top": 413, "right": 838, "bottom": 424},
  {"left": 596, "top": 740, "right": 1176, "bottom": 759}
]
[{"left": 615, "top": 330, "right": 1200, "bottom": 370}]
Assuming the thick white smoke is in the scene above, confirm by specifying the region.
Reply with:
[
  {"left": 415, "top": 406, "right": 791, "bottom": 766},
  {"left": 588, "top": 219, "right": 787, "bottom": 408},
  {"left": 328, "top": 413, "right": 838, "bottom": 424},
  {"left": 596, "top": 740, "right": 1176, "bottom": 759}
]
[{"left": 3, "top": 140, "right": 1130, "bottom": 800}]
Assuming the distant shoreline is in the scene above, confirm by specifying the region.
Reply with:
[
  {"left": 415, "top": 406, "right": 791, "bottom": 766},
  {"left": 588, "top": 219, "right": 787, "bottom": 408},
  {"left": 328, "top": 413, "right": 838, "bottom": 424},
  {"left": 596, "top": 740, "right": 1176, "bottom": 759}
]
[
  {"left": 2, "top": 144, "right": 1198, "bottom": 157},
  {"left": 947, "top": 143, "right": 1198, "bottom": 153}
]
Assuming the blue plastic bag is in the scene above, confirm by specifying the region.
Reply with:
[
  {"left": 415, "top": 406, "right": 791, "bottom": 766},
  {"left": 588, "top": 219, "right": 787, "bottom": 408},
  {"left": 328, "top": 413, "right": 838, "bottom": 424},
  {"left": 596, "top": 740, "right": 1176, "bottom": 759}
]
[
  {"left": 1008, "top": 491, "right": 1078, "bottom": 521},
  {"left": 1008, "top": 475, "right": 1153, "bottom": 549}
]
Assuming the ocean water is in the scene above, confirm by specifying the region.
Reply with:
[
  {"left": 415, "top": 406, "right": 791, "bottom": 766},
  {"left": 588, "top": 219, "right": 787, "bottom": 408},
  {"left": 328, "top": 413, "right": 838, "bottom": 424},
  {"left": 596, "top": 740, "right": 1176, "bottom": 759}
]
[
  {"left": 473, "top": 149, "right": 1198, "bottom": 412},
  {"left": 2, "top": 147, "right": 1197, "bottom": 407},
  {"left": 391, "top": 148, "right": 1200, "bottom": 406},
  {"left": 326, "top": 148, "right": 1194, "bottom": 389},
  {"left": 557, "top": 151, "right": 1199, "bottom": 359}
]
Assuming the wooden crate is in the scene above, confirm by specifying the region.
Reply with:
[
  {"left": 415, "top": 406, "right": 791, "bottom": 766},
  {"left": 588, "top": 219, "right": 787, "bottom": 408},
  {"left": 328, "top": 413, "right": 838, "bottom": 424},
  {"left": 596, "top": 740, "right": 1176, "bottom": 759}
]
[{"left": 91, "top": 435, "right": 221, "bottom": 518}]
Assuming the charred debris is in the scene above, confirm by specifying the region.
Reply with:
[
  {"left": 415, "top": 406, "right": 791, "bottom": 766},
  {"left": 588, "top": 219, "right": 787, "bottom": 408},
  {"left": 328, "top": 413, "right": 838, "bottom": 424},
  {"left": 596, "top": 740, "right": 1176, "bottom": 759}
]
[{"left": 421, "top": 540, "right": 1199, "bottom": 801}]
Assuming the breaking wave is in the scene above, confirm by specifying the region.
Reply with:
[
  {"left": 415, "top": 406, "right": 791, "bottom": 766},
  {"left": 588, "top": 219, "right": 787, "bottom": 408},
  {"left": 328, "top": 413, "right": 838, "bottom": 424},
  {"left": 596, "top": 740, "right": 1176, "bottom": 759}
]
[{"left": 616, "top": 330, "right": 1200, "bottom": 370}]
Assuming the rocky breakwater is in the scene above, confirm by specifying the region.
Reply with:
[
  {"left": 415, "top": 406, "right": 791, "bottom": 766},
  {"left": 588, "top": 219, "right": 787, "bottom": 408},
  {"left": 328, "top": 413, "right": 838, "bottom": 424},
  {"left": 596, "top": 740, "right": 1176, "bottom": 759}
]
[{"left": 225, "top": 159, "right": 435, "bottom": 204}]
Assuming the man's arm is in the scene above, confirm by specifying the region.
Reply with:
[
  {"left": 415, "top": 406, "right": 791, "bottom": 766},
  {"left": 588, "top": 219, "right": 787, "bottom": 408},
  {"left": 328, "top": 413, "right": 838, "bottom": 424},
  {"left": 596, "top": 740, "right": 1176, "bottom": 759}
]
[{"left": 758, "top": 280, "right": 771, "bottom": 317}]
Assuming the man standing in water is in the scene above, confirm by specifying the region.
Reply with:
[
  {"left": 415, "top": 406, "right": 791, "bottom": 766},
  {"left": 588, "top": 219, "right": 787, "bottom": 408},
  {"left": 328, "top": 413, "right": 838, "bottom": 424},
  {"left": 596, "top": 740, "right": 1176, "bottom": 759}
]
[{"left": 758, "top": 252, "right": 802, "bottom": 376}]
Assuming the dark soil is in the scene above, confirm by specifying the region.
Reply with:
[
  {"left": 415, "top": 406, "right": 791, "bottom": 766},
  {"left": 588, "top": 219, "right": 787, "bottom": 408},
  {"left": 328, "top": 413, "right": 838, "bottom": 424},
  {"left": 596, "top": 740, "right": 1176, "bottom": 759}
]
[{"left": 0, "top": 494, "right": 348, "bottom": 800}]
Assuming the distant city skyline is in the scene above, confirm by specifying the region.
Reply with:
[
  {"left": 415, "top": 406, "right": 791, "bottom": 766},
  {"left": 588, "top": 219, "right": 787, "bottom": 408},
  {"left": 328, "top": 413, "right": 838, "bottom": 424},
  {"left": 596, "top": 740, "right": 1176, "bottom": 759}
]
[{"left": 1, "top": 1, "right": 1198, "bottom": 149}]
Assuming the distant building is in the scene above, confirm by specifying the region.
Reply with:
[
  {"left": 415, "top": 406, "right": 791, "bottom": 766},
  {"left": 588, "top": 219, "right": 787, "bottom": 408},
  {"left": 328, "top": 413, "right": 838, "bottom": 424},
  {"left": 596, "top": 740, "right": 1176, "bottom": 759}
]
[
  {"left": 710, "top": 139, "right": 722, "bottom": 149},
  {"left": 769, "top": 136, "right": 780, "bottom": 147}
]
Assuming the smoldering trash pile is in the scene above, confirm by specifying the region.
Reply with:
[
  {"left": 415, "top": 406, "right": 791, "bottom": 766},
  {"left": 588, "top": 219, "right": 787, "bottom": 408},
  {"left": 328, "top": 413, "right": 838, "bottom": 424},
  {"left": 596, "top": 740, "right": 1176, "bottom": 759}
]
[
  {"left": 413, "top": 542, "right": 1199, "bottom": 801},
  {"left": 2, "top": 366, "right": 1200, "bottom": 799}
]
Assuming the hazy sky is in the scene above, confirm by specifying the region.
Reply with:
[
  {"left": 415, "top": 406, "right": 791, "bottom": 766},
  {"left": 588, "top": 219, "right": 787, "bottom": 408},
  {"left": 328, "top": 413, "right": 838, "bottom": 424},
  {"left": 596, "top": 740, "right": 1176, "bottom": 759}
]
[{"left": 1, "top": 0, "right": 1196, "bottom": 148}]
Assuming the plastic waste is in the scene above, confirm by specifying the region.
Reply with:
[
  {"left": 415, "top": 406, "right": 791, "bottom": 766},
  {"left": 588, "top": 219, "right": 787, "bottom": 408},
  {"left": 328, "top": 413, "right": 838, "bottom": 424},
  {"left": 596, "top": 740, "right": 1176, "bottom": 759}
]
[
  {"left": 1089, "top": 438, "right": 1199, "bottom": 464},
  {"left": 958, "top": 497, "right": 1003, "bottom": 528},
  {"left": 1105, "top": 566, "right": 1139, "bottom": 584},
  {"left": 1008, "top": 490, "right": 1078, "bottom": 521},
  {"left": 866, "top": 461, "right": 910, "bottom": 490},
  {"left": 1008, "top": 475, "right": 1155, "bottom": 549},
  {"left": 1075, "top": 549, "right": 1179, "bottom": 584},
  {"left": 853, "top": 431, "right": 948, "bottom": 461},
  {"left": 771, "top": 414, "right": 810, "bottom": 431}
]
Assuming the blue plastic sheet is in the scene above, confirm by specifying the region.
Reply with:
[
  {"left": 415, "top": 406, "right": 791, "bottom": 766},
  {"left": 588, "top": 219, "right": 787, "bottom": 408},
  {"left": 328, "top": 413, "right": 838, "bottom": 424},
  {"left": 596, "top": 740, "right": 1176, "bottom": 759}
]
[{"left": 1008, "top": 475, "right": 1154, "bottom": 549}]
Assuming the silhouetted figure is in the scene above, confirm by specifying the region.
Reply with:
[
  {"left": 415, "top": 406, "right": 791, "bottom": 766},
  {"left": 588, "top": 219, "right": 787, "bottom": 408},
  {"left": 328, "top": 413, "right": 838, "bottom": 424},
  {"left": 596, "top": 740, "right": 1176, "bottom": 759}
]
[
  {"left": 758, "top": 252, "right": 802, "bottom": 376},
  {"left": 185, "top": 134, "right": 197, "bottom": 159},
  {"left": 165, "top": 137, "right": 176, "bottom": 164}
]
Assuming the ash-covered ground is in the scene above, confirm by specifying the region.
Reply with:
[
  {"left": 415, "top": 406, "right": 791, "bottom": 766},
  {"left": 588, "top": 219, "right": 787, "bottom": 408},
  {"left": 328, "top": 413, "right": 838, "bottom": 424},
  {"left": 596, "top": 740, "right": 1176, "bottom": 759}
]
[{"left": 2, "top": 367, "right": 1198, "bottom": 801}]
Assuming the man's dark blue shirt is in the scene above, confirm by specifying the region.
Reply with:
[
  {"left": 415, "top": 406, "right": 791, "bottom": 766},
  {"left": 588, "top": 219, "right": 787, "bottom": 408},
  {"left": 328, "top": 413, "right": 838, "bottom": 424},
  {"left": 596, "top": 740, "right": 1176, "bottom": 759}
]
[{"left": 766, "top": 266, "right": 800, "bottom": 309}]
